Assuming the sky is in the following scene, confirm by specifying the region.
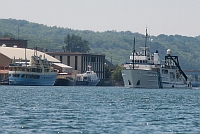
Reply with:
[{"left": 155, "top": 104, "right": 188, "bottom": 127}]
[{"left": 0, "top": 0, "right": 200, "bottom": 37}]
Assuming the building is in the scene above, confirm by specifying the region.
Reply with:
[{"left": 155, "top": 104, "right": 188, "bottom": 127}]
[
  {"left": 46, "top": 52, "right": 105, "bottom": 79},
  {"left": 0, "top": 38, "right": 27, "bottom": 48}
]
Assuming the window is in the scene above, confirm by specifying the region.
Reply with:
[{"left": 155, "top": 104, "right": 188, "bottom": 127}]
[
  {"left": 60, "top": 56, "right": 63, "bottom": 63},
  {"left": 91, "top": 57, "right": 96, "bottom": 62},
  {"left": 162, "top": 69, "right": 168, "bottom": 74},
  {"left": 13, "top": 74, "right": 20, "bottom": 77},
  {"left": 75, "top": 56, "right": 78, "bottom": 70},
  {"left": 67, "top": 56, "right": 70, "bottom": 66},
  {"left": 83, "top": 56, "right": 86, "bottom": 62}
]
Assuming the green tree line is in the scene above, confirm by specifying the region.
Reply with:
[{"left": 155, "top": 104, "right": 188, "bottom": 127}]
[
  {"left": 1, "top": 18, "right": 200, "bottom": 70},
  {"left": 63, "top": 34, "right": 90, "bottom": 53}
]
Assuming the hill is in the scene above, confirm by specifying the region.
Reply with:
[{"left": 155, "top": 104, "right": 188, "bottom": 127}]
[{"left": 0, "top": 18, "right": 200, "bottom": 70}]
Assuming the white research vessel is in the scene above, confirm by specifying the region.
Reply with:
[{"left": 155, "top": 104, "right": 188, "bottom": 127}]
[{"left": 121, "top": 29, "right": 191, "bottom": 88}]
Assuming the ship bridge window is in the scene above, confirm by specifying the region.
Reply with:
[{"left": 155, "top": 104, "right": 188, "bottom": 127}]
[
  {"left": 9, "top": 67, "right": 13, "bottom": 71},
  {"left": 37, "top": 69, "right": 42, "bottom": 73},
  {"left": 30, "top": 75, "right": 40, "bottom": 79},
  {"left": 44, "top": 69, "right": 49, "bottom": 72},
  {"left": 13, "top": 74, "right": 20, "bottom": 77},
  {"left": 22, "top": 68, "right": 26, "bottom": 71},
  {"left": 83, "top": 77, "right": 88, "bottom": 81},
  {"left": 32, "top": 68, "right": 36, "bottom": 72},
  {"left": 21, "top": 74, "right": 25, "bottom": 78},
  {"left": 162, "top": 69, "right": 168, "bottom": 74},
  {"left": 170, "top": 72, "right": 175, "bottom": 78},
  {"left": 26, "top": 75, "right": 30, "bottom": 78},
  {"left": 16, "top": 67, "right": 22, "bottom": 71},
  {"left": 87, "top": 72, "right": 91, "bottom": 74}
]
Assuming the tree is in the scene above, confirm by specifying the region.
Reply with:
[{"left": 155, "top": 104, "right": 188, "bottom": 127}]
[
  {"left": 63, "top": 34, "right": 90, "bottom": 53},
  {"left": 111, "top": 65, "right": 123, "bottom": 82},
  {"left": 2, "top": 33, "right": 15, "bottom": 39},
  {"left": 104, "top": 64, "right": 112, "bottom": 79}
]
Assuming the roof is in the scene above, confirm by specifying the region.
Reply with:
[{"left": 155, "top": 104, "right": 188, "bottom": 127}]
[
  {"left": 0, "top": 46, "right": 60, "bottom": 63},
  {"left": 105, "top": 59, "right": 114, "bottom": 66},
  {"left": 53, "top": 63, "right": 73, "bottom": 69},
  {"left": 46, "top": 52, "right": 105, "bottom": 57}
]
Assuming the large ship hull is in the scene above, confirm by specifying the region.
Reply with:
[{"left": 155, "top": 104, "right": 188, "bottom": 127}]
[
  {"left": 122, "top": 69, "right": 160, "bottom": 88},
  {"left": 9, "top": 71, "right": 57, "bottom": 86},
  {"left": 122, "top": 69, "right": 191, "bottom": 89}
]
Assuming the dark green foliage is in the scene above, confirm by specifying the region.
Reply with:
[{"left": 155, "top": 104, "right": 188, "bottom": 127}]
[
  {"left": 63, "top": 34, "right": 90, "bottom": 53},
  {"left": 2, "top": 33, "right": 15, "bottom": 39},
  {"left": 111, "top": 65, "right": 123, "bottom": 81},
  {"left": 0, "top": 18, "right": 200, "bottom": 70},
  {"left": 104, "top": 64, "right": 112, "bottom": 79}
]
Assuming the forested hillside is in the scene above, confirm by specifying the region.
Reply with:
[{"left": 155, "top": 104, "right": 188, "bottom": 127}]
[{"left": 0, "top": 18, "right": 200, "bottom": 70}]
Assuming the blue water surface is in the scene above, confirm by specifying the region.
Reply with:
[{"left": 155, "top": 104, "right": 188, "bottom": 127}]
[{"left": 0, "top": 86, "right": 200, "bottom": 134}]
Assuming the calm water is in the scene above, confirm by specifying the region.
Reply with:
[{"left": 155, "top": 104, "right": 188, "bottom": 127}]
[{"left": 0, "top": 86, "right": 200, "bottom": 134}]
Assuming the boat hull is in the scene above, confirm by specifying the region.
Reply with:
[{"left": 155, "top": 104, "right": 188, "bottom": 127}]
[
  {"left": 75, "top": 80, "right": 100, "bottom": 86},
  {"left": 9, "top": 72, "right": 57, "bottom": 86},
  {"left": 122, "top": 69, "right": 159, "bottom": 88},
  {"left": 122, "top": 69, "right": 191, "bottom": 89},
  {"left": 54, "top": 78, "right": 75, "bottom": 86}
]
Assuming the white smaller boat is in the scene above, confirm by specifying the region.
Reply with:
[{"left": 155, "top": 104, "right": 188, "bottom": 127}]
[{"left": 75, "top": 65, "right": 100, "bottom": 86}]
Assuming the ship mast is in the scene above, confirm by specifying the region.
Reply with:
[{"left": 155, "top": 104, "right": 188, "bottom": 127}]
[
  {"left": 144, "top": 28, "right": 148, "bottom": 56},
  {"left": 132, "top": 37, "right": 135, "bottom": 69},
  {"left": 25, "top": 47, "right": 27, "bottom": 67}
]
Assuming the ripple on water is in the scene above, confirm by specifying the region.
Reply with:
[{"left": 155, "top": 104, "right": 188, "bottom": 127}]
[{"left": 0, "top": 86, "right": 200, "bottom": 133}]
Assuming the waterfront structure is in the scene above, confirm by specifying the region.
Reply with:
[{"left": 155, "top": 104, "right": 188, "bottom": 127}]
[{"left": 46, "top": 52, "right": 105, "bottom": 79}]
